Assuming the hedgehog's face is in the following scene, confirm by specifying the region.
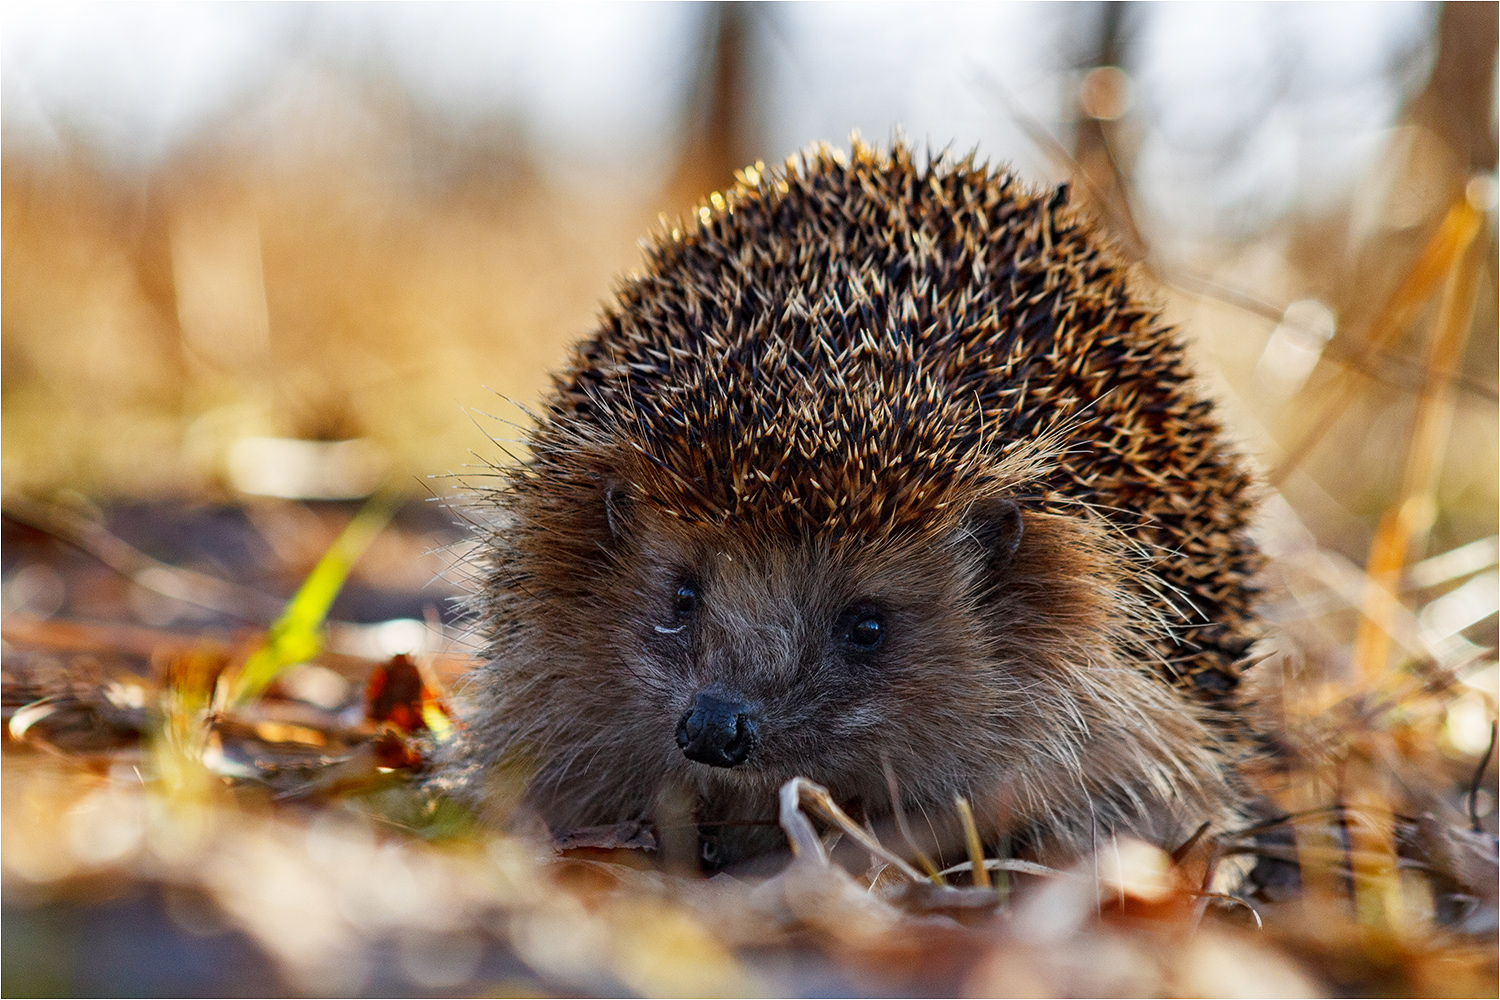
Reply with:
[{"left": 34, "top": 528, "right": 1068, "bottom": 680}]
[
  {"left": 643, "top": 533, "right": 968, "bottom": 781},
  {"left": 578, "top": 493, "right": 1064, "bottom": 813},
  {"left": 493, "top": 470, "right": 1167, "bottom": 865}
]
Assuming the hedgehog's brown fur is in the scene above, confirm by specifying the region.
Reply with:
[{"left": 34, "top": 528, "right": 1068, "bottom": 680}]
[{"left": 460, "top": 139, "right": 1263, "bottom": 871}]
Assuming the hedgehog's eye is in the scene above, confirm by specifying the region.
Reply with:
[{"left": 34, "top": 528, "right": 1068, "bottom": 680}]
[
  {"left": 673, "top": 582, "right": 698, "bottom": 617},
  {"left": 844, "top": 613, "right": 884, "bottom": 648}
]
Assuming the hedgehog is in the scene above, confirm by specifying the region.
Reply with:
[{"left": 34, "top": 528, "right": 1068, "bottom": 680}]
[{"left": 458, "top": 139, "right": 1263, "bottom": 874}]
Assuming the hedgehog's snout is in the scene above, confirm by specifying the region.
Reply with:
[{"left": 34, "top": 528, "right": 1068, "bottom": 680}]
[{"left": 676, "top": 692, "right": 760, "bottom": 768}]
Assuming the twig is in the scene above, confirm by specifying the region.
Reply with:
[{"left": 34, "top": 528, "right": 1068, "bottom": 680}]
[
  {"left": 778, "top": 777, "right": 927, "bottom": 883},
  {"left": 1470, "top": 721, "right": 1498, "bottom": 834},
  {"left": 3, "top": 497, "right": 284, "bottom": 623},
  {"left": 0, "top": 613, "right": 241, "bottom": 658}
]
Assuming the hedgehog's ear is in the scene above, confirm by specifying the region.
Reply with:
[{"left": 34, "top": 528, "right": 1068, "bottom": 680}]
[
  {"left": 602, "top": 483, "right": 632, "bottom": 543},
  {"left": 961, "top": 497, "right": 1025, "bottom": 578}
]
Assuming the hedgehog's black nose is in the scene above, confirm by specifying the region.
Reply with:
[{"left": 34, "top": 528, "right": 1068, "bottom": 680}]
[{"left": 676, "top": 693, "right": 759, "bottom": 768}]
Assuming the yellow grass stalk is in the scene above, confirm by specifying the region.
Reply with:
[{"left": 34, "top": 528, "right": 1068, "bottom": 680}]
[
  {"left": 1270, "top": 198, "right": 1484, "bottom": 486},
  {"left": 1342, "top": 183, "right": 1488, "bottom": 932},
  {"left": 1352, "top": 194, "right": 1487, "bottom": 687},
  {"left": 954, "top": 795, "right": 992, "bottom": 890}
]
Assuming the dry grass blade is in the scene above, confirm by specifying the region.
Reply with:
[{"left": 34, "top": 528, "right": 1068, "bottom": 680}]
[
  {"left": 1470, "top": 722, "right": 1498, "bottom": 832},
  {"left": 1344, "top": 755, "right": 1404, "bottom": 931},
  {"left": 1290, "top": 754, "right": 1346, "bottom": 914},
  {"left": 1354, "top": 205, "right": 1490, "bottom": 688},
  {"left": 777, "top": 777, "right": 830, "bottom": 863},
  {"left": 1277, "top": 543, "right": 1475, "bottom": 684},
  {"left": 1197, "top": 892, "right": 1264, "bottom": 929},
  {"left": 882, "top": 758, "right": 945, "bottom": 883},
  {"left": 938, "top": 858, "right": 1064, "bottom": 880},
  {"left": 3, "top": 497, "right": 284, "bottom": 622},
  {"left": 0, "top": 614, "right": 238, "bottom": 659},
  {"left": 955, "top": 795, "right": 991, "bottom": 889},
  {"left": 1308, "top": 194, "right": 1490, "bottom": 932},
  {"left": 779, "top": 777, "right": 927, "bottom": 883},
  {"left": 1407, "top": 535, "right": 1499, "bottom": 590},
  {"left": 1269, "top": 197, "right": 1485, "bottom": 486}
]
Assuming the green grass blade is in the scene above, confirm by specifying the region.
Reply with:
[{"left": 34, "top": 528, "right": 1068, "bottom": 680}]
[{"left": 228, "top": 490, "right": 403, "bottom": 706}]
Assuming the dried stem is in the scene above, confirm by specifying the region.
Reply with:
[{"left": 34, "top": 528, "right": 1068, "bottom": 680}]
[
  {"left": 1353, "top": 193, "right": 1488, "bottom": 687},
  {"left": 779, "top": 777, "right": 928, "bottom": 883},
  {"left": 954, "top": 795, "right": 991, "bottom": 889},
  {"left": 1270, "top": 198, "right": 1484, "bottom": 486}
]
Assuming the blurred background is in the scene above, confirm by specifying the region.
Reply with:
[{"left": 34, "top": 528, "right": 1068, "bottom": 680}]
[
  {"left": 3, "top": 0, "right": 1497, "bottom": 674},
  {"left": 0, "top": 1, "right": 1491, "bottom": 542}
]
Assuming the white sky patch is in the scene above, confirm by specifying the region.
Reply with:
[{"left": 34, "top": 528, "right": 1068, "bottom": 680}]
[{"left": 1, "top": 1, "right": 1436, "bottom": 219}]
